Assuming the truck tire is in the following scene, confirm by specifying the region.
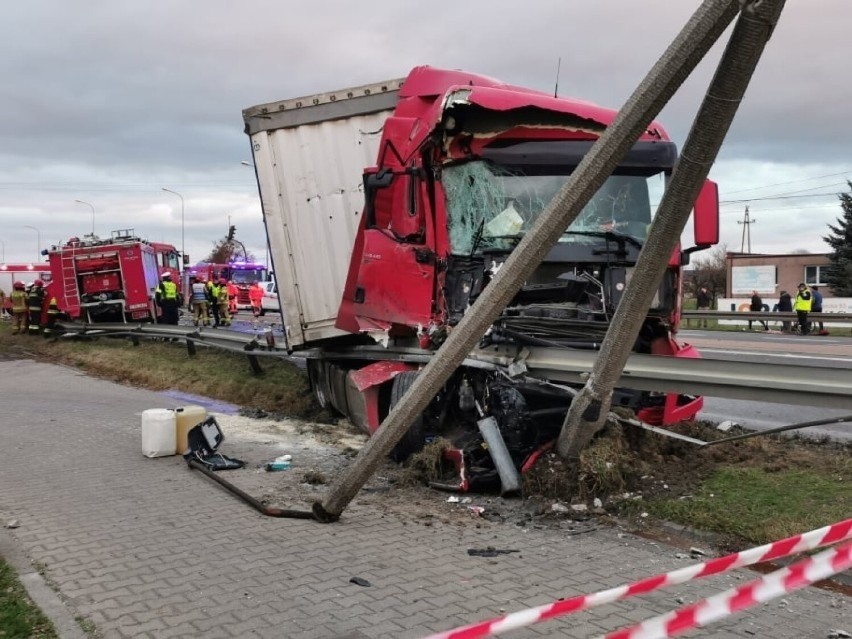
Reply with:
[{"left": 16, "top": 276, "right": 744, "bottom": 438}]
[{"left": 388, "top": 371, "right": 427, "bottom": 463}]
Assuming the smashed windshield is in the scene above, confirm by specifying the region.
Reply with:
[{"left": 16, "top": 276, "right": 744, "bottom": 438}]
[{"left": 443, "top": 160, "right": 665, "bottom": 255}]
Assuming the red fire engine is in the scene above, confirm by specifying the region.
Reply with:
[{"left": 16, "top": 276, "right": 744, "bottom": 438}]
[
  {"left": 45, "top": 229, "right": 181, "bottom": 323},
  {"left": 0, "top": 263, "right": 52, "bottom": 312},
  {"left": 183, "top": 261, "right": 268, "bottom": 308}
]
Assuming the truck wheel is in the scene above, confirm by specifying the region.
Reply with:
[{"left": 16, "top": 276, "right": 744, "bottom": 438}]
[{"left": 388, "top": 371, "right": 427, "bottom": 463}]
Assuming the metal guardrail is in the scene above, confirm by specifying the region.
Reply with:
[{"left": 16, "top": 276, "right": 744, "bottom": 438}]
[
  {"left": 682, "top": 310, "right": 852, "bottom": 323},
  {"left": 56, "top": 322, "right": 852, "bottom": 411}
]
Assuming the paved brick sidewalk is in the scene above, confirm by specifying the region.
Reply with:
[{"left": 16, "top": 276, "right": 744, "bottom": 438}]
[{"left": 0, "top": 359, "right": 848, "bottom": 638}]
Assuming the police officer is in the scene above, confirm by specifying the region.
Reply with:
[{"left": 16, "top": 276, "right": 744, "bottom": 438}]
[
  {"left": 155, "top": 272, "right": 181, "bottom": 325},
  {"left": 794, "top": 282, "right": 812, "bottom": 336}
]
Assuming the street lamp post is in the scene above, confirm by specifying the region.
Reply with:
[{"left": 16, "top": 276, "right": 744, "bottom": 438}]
[
  {"left": 23, "top": 225, "right": 41, "bottom": 261},
  {"left": 74, "top": 199, "right": 96, "bottom": 235},
  {"left": 161, "top": 188, "right": 185, "bottom": 261}
]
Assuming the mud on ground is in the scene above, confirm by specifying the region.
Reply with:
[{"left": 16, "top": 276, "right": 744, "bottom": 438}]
[{"left": 197, "top": 408, "right": 845, "bottom": 548}]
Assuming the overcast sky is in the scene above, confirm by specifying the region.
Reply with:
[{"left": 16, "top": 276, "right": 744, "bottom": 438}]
[{"left": 2, "top": 1, "right": 850, "bottom": 267}]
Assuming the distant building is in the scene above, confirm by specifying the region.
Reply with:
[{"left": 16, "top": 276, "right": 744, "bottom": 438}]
[{"left": 725, "top": 252, "right": 833, "bottom": 298}]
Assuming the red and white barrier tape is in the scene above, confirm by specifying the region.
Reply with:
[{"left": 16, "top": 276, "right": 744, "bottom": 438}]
[
  {"left": 603, "top": 540, "right": 852, "bottom": 639},
  {"left": 423, "top": 519, "right": 851, "bottom": 639}
]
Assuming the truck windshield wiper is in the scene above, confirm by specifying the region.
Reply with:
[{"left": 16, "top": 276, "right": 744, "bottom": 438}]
[{"left": 562, "top": 230, "right": 643, "bottom": 249}]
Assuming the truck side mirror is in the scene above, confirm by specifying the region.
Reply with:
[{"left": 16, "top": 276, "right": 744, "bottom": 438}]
[
  {"left": 693, "top": 179, "right": 719, "bottom": 246},
  {"left": 365, "top": 168, "right": 395, "bottom": 189}
]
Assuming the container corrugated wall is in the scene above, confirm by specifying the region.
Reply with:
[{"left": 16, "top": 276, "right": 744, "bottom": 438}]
[{"left": 250, "top": 111, "right": 389, "bottom": 346}]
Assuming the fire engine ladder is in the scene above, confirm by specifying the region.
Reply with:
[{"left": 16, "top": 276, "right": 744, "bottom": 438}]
[{"left": 59, "top": 249, "right": 82, "bottom": 318}]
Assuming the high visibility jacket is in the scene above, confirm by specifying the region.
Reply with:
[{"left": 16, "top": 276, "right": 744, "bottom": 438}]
[
  {"left": 207, "top": 282, "right": 220, "bottom": 301},
  {"left": 248, "top": 285, "right": 264, "bottom": 305},
  {"left": 795, "top": 289, "right": 812, "bottom": 312},
  {"left": 158, "top": 280, "right": 178, "bottom": 301},
  {"left": 11, "top": 290, "right": 27, "bottom": 312},
  {"left": 217, "top": 286, "right": 229, "bottom": 303}
]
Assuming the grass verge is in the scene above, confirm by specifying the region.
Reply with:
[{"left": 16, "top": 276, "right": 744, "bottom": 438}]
[{"left": 0, "top": 557, "right": 57, "bottom": 638}]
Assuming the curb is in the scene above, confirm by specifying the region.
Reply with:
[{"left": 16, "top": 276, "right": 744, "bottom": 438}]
[{"left": 0, "top": 525, "right": 88, "bottom": 639}]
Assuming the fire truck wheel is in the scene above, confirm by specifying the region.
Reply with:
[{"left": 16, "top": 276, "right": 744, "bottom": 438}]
[{"left": 388, "top": 371, "right": 427, "bottom": 463}]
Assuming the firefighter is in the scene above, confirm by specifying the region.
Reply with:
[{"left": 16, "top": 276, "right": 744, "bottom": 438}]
[
  {"left": 206, "top": 277, "right": 221, "bottom": 327},
  {"left": 226, "top": 280, "right": 238, "bottom": 315},
  {"left": 217, "top": 278, "right": 232, "bottom": 326},
  {"left": 155, "top": 272, "right": 181, "bottom": 325},
  {"left": 10, "top": 281, "right": 28, "bottom": 335},
  {"left": 249, "top": 281, "right": 264, "bottom": 317},
  {"left": 42, "top": 292, "right": 63, "bottom": 339},
  {"left": 26, "top": 279, "right": 46, "bottom": 335},
  {"left": 188, "top": 276, "right": 210, "bottom": 326}
]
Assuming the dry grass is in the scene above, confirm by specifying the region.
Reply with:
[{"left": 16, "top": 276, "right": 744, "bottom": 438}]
[{"left": 0, "top": 327, "right": 321, "bottom": 419}]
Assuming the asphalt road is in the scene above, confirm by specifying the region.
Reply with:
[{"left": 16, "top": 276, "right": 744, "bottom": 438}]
[{"left": 680, "top": 328, "right": 852, "bottom": 441}]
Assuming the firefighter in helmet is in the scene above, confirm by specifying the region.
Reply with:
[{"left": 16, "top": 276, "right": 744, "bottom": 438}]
[
  {"left": 216, "top": 278, "right": 232, "bottom": 327},
  {"left": 155, "top": 272, "right": 181, "bottom": 325},
  {"left": 43, "top": 288, "right": 64, "bottom": 339},
  {"left": 10, "top": 281, "right": 28, "bottom": 335},
  {"left": 26, "top": 279, "right": 46, "bottom": 335}
]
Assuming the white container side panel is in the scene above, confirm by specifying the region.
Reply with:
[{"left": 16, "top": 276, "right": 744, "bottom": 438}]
[{"left": 252, "top": 111, "right": 389, "bottom": 346}]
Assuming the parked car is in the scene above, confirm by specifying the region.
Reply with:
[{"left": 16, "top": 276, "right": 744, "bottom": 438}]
[{"left": 259, "top": 281, "right": 280, "bottom": 315}]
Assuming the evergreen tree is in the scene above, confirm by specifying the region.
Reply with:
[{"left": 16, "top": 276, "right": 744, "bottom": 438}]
[{"left": 822, "top": 180, "right": 852, "bottom": 296}]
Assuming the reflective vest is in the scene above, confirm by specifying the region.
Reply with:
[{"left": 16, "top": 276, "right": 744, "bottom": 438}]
[
  {"left": 11, "top": 290, "right": 27, "bottom": 312},
  {"left": 217, "top": 286, "right": 229, "bottom": 303},
  {"left": 794, "top": 289, "right": 812, "bottom": 312},
  {"left": 159, "top": 280, "right": 178, "bottom": 300}
]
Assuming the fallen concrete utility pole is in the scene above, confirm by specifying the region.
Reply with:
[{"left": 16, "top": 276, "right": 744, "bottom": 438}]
[
  {"left": 314, "top": 0, "right": 743, "bottom": 522},
  {"left": 557, "top": 0, "right": 787, "bottom": 460}
]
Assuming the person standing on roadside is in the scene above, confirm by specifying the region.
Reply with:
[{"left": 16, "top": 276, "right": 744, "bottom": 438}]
[
  {"left": 26, "top": 279, "right": 46, "bottom": 335},
  {"left": 249, "top": 281, "right": 264, "bottom": 317},
  {"left": 777, "top": 290, "right": 793, "bottom": 333},
  {"left": 811, "top": 285, "right": 824, "bottom": 333},
  {"left": 748, "top": 290, "right": 767, "bottom": 331},
  {"left": 216, "top": 278, "right": 232, "bottom": 327},
  {"left": 10, "top": 281, "right": 27, "bottom": 335},
  {"left": 695, "top": 285, "right": 712, "bottom": 328},
  {"left": 206, "top": 277, "right": 221, "bottom": 327},
  {"left": 189, "top": 276, "right": 210, "bottom": 326},
  {"left": 155, "top": 272, "right": 181, "bottom": 325},
  {"left": 794, "top": 282, "right": 813, "bottom": 335}
]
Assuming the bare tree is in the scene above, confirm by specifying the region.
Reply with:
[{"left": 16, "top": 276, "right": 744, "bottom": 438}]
[{"left": 687, "top": 243, "right": 727, "bottom": 301}]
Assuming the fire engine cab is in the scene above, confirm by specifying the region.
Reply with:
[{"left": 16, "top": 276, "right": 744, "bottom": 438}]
[{"left": 45, "top": 229, "right": 180, "bottom": 323}]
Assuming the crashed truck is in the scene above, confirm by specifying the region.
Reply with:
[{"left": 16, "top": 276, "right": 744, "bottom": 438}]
[{"left": 243, "top": 66, "right": 720, "bottom": 490}]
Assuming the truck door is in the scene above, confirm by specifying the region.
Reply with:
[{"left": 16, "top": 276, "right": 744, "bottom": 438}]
[{"left": 352, "top": 164, "right": 435, "bottom": 328}]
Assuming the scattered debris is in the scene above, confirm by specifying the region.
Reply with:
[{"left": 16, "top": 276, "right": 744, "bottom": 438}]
[
  {"left": 828, "top": 631, "right": 851, "bottom": 639},
  {"left": 593, "top": 498, "right": 603, "bottom": 509},
  {"left": 570, "top": 504, "right": 588, "bottom": 513},
  {"left": 467, "top": 547, "right": 520, "bottom": 558},
  {"left": 301, "top": 470, "right": 327, "bottom": 485},
  {"left": 717, "top": 420, "right": 738, "bottom": 432},
  {"left": 5, "top": 519, "right": 20, "bottom": 529},
  {"left": 467, "top": 506, "right": 485, "bottom": 516},
  {"left": 675, "top": 553, "right": 689, "bottom": 560},
  {"left": 689, "top": 547, "right": 707, "bottom": 557},
  {"left": 447, "top": 496, "right": 460, "bottom": 503},
  {"left": 551, "top": 503, "right": 570, "bottom": 513},
  {"left": 349, "top": 577, "right": 371, "bottom": 587},
  {"left": 265, "top": 454, "right": 292, "bottom": 471}
]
